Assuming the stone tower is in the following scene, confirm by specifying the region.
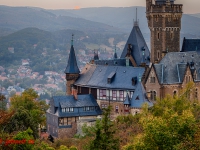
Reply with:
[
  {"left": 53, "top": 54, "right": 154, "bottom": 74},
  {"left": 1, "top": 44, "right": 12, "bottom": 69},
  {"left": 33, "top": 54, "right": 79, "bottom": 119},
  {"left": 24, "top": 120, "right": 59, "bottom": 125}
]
[
  {"left": 64, "top": 35, "right": 80, "bottom": 95},
  {"left": 146, "top": 0, "right": 183, "bottom": 63}
]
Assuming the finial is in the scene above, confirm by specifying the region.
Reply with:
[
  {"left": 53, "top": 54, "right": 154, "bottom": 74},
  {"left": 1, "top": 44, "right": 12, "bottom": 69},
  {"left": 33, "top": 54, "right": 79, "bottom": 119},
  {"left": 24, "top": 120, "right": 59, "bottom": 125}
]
[
  {"left": 115, "top": 45, "right": 117, "bottom": 53},
  {"left": 136, "top": 7, "right": 137, "bottom": 23},
  {"left": 134, "top": 7, "right": 139, "bottom": 26},
  {"left": 71, "top": 34, "right": 74, "bottom": 46}
]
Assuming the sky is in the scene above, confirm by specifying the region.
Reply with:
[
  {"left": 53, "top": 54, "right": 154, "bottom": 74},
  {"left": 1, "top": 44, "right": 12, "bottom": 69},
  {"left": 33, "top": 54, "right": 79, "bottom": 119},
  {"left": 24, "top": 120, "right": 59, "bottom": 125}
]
[{"left": 0, "top": 0, "right": 199, "bottom": 14}]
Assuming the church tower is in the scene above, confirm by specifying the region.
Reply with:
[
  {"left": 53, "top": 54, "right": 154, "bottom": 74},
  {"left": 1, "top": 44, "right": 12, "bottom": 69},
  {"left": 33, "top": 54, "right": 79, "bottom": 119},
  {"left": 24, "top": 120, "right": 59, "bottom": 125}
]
[
  {"left": 64, "top": 35, "right": 80, "bottom": 95},
  {"left": 146, "top": 0, "right": 183, "bottom": 63}
]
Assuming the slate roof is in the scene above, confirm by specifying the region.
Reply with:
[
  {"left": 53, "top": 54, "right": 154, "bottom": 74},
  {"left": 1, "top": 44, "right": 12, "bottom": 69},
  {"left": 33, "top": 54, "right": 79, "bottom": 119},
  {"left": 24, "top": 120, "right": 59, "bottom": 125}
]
[
  {"left": 120, "top": 23, "right": 150, "bottom": 66},
  {"left": 52, "top": 95, "right": 98, "bottom": 108},
  {"left": 181, "top": 37, "right": 200, "bottom": 52},
  {"left": 94, "top": 58, "right": 132, "bottom": 67},
  {"left": 123, "top": 93, "right": 131, "bottom": 105},
  {"left": 50, "top": 94, "right": 102, "bottom": 117},
  {"left": 64, "top": 43, "right": 80, "bottom": 74},
  {"left": 130, "top": 81, "right": 153, "bottom": 108},
  {"left": 154, "top": 51, "right": 200, "bottom": 84},
  {"left": 75, "top": 63, "right": 145, "bottom": 90}
]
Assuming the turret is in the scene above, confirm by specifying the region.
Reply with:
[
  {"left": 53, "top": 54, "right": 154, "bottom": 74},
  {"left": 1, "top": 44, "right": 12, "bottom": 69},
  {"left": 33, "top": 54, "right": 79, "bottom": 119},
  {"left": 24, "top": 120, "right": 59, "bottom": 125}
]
[{"left": 64, "top": 34, "right": 80, "bottom": 95}]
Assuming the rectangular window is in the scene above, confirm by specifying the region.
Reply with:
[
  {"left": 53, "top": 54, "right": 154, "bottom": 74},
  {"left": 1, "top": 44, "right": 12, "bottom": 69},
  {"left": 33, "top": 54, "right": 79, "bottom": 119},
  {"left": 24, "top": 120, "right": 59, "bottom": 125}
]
[
  {"left": 100, "top": 89, "right": 106, "bottom": 97},
  {"left": 150, "top": 77, "right": 155, "bottom": 83},
  {"left": 115, "top": 106, "right": 119, "bottom": 113},
  {"left": 68, "top": 118, "right": 72, "bottom": 125},
  {"left": 86, "top": 106, "right": 90, "bottom": 111},
  {"left": 112, "top": 90, "right": 117, "bottom": 98},
  {"left": 70, "top": 108, "right": 74, "bottom": 112},
  {"left": 64, "top": 118, "right": 67, "bottom": 125},
  {"left": 90, "top": 106, "right": 94, "bottom": 111},
  {"left": 101, "top": 104, "right": 107, "bottom": 109},
  {"left": 119, "top": 91, "right": 124, "bottom": 101}
]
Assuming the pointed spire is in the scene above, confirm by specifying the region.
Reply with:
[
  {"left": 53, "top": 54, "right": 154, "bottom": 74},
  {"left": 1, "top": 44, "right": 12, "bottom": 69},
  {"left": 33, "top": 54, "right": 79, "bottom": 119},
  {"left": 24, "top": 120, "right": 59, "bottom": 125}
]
[
  {"left": 64, "top": 34, "right": 80, "bottom": 74},
  {"left": 113, "top": 45, "right": 118, "bottom": 59}
]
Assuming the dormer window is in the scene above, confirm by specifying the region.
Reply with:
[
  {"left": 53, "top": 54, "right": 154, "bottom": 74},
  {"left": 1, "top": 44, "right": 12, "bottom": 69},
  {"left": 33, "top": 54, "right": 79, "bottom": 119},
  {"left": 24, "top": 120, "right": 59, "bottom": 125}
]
[{"left": 62, "top": 107, "right": 74, "bottom": 112}]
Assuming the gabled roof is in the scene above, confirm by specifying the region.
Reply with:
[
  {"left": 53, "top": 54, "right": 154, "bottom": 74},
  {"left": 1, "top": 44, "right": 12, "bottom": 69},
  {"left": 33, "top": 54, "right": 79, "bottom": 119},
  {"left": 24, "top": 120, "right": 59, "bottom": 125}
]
[
  {"left": 130, "top": 81, "right": 153, "bottom": 108},
  {"left": 123, "top": 93, "right": 131, "bottom": 105},
  {"left": 75, "top": 63, "right": 145, "bottom": 90},
  {"left": 181, "top": 37, "right": 200, "bottom": 52},
  {"left": 64, "top": 42, "right": 80, "bottom": 74},
  {"left": 153, "top": 51, "right": 200, "bottom": 84},
  {"left": 120, "top": 24, "right": 150, "bottom": 66}
]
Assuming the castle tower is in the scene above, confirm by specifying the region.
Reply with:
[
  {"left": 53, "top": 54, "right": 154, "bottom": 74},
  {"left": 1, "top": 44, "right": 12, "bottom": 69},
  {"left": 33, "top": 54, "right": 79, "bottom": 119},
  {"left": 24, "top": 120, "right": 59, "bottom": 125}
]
[
  {"left": 64, "top": 34, "right": 80, "bottom": 95},
  {"left": 146, "top": 0, "right": 183, "bottom": 63}
]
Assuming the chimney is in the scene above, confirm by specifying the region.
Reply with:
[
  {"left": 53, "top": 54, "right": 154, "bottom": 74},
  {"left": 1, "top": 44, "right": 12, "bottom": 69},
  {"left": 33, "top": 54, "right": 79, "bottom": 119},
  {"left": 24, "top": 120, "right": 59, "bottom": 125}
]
[{"left": 71, "top": 86, "right": 78, "bottom": 100}]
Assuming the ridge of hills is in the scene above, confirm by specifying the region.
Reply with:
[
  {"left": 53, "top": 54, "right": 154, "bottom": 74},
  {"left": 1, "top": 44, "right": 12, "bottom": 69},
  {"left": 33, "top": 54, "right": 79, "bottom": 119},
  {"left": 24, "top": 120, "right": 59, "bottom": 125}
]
[{"left": 0, "top": 5, "right": 123, "bottom": 37}]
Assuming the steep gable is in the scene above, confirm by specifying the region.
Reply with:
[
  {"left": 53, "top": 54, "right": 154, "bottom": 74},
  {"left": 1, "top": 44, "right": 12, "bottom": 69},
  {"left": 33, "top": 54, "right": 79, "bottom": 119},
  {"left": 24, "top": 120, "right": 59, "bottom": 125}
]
[{"left": 120, "top": 24, "right": 150, "bottom": 66}]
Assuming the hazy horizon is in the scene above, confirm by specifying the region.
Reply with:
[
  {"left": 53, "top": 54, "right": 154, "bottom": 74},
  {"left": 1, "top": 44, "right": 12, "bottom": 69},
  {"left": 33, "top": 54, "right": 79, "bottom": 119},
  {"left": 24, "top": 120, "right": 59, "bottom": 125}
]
[{"left": 0, "top": 0, "right": 199, "bottom": 14}]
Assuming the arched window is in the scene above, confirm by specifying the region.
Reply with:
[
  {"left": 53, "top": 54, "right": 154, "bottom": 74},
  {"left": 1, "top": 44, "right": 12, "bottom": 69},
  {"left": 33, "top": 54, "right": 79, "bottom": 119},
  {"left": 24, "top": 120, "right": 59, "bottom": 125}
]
[
  {"left": 157, "top": 33, "right": 160, "bottom": 40},
  {"left": 151, "top": 91, "right": 157, "bottom": 101},
  {"left": 173, "top": 90, "right": 177, "bottom": 98}
]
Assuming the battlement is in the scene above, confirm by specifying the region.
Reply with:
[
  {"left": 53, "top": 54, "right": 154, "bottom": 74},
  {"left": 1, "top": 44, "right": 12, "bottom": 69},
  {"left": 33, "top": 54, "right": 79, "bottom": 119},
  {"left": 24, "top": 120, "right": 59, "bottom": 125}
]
[{"left": 149, "top": 4, "right": 183, "bottom": 13}]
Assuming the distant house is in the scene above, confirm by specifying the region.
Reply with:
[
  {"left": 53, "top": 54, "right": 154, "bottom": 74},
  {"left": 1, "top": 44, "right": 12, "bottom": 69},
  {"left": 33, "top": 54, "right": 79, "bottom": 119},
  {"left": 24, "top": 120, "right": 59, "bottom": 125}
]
[
  {"left": 8, "top": 47, "right": 14, "bottom": 53},
  {"left": 46, "top": 94, "right": 102, "bottom": 138},
  {"left": 22, "top": 59, "right": 29, "bottom": 66}
]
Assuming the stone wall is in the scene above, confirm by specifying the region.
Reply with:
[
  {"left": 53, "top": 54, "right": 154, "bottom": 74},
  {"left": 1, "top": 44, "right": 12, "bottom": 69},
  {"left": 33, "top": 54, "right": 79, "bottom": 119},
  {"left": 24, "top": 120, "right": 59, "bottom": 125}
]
[{"left": 58, "top": 122, "right": 77, "bottom": 138}]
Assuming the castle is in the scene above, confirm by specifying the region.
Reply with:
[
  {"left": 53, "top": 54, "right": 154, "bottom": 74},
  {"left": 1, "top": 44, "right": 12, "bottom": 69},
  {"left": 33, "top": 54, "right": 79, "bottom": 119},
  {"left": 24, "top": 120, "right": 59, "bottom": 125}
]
[{"left": 47, "top": 0, "right": 200, "bottom": 138}]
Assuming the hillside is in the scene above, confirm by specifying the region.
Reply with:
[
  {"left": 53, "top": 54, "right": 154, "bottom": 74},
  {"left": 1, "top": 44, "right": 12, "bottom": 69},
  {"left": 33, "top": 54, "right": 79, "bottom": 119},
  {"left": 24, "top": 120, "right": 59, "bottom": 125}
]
[
  {"left": 0, "top": 27, "right": 126, "bottom": 72},
  {"left": 0, "top": 5, "right": 123, "bottom": 36},
  {"left": 49, "top": 6, "right": 200, "bottom": 36}
]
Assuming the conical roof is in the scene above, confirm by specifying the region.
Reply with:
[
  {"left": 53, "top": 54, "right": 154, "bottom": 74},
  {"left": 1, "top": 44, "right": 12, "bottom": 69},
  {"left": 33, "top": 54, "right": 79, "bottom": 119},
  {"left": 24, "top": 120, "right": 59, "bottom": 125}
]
[
  {"left": 124, "top": 93, "right": 131, "bottom": 105},
  {"left": 64, "top": 37, "right": 80, "bottom": 74},
  {"left": 120, "top": 24, "right": 150, "bottom": 66},
  {"left": 130, "top": 81, "right": 153, "bottom": 108}
]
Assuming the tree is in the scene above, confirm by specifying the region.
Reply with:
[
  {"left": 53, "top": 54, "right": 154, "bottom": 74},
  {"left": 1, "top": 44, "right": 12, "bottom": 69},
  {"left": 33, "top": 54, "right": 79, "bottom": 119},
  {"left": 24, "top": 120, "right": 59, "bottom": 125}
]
[
  {"left": 123, "top": 83, "right": 200, "bottom": 150},
  {"left": 0, "top": 94, "right": 7, "bottom": 110},
  {"left": 6, "top": 89, "right": 49, "bottom": 138},
  {"left": 85, "top": 106, "right": 120, "bottom": 150}
]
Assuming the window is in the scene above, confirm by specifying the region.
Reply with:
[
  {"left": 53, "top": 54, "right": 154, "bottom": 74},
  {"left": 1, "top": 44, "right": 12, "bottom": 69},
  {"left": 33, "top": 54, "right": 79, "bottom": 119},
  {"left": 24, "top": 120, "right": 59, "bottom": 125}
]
[
  {"left": 195, "top": 88, "right": 198, "bottom": 99},
  {"left": 115, "top": 106, "right": 119, "bottom": 113},
  {"left": 150, "top": 77, "right": 156, "bottom": 83},
  {"left": 150, "top": 91, "right": 156, "bottom": 101},
  {"left": 119, "top": 91, "right": 124, "bottom": 101},
  {"left": 170, "top": 32, "right": 173, "bottom": 39},
  {"left": 101, "top": 104, "right": 107, "bottom": 109},
  {"left": 112, "top": 90, "right": 117, "bottom": 99},
  {"left": 83, "top": 107, "right": 90, "bottom": 111},
  {"left": 70, "top": 108, "right": 74, "bottom": 112},
  {"left": 62, "top": 107, "right": 73, "bottom": 112},
  {"left": 157, "top": 51, "right": 160, "bottom": 60},
  {"left": 157, "top": 32, "right": 160, "bottom": 40},
  {"left": 173, "top": 90, "right": 177, "bottom": 98},
  {"left": 100, "top": 89, "right": 106, "bottom": 97}
]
